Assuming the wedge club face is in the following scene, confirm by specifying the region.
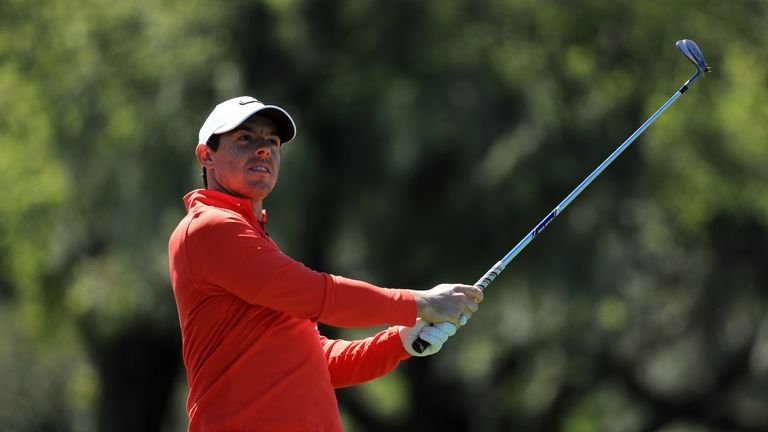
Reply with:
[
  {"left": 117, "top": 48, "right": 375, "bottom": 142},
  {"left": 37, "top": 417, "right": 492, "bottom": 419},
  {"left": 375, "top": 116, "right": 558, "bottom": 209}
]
[{"left": 676, "top": 39, "right": 711, "bottom": 74}]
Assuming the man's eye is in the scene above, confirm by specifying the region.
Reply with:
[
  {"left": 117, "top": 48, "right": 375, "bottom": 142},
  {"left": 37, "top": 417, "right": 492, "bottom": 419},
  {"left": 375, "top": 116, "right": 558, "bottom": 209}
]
[
  {"left": 268, "top": 138, "right": 280, "bottom": 146},
  {"left": 239, "top": 135, "right": 253, "bottom": 143}
]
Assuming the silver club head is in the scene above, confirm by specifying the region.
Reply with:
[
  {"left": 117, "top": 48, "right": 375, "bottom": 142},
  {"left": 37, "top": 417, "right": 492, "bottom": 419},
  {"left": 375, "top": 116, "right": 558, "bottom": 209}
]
[{"left": 676, "top": 39, "right": 711, "bottom": 74}]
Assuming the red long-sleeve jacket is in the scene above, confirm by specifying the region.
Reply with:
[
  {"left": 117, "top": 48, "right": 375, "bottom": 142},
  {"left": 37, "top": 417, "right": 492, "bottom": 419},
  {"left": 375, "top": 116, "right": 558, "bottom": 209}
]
[{"left": 168, "top": 189, "right": 417, "bottom": 431}]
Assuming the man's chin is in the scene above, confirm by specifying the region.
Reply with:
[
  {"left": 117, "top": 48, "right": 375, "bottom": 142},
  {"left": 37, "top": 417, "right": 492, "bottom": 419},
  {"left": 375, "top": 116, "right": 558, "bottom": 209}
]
[{"left": 245, "top": 182, "right": 274, "bottom": 199}]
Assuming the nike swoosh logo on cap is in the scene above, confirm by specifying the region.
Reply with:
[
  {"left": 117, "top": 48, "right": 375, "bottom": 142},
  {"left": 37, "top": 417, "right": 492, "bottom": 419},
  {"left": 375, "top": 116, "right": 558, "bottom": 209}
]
[{"left": 239, "top": 99, "right": 261, "bottom": 105}]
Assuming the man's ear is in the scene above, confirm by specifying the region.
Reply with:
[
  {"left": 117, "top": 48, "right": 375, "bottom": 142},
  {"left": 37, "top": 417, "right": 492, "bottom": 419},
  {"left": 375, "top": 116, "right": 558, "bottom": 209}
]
[{"left": 195, "top": 144, "right": 214, "bottom": 169}]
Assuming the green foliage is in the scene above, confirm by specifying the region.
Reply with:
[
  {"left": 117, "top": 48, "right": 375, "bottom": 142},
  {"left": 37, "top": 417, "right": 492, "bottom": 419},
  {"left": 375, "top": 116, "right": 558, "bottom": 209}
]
[{"left": 0, "top": 63, "right": 69, "bottom": 330}]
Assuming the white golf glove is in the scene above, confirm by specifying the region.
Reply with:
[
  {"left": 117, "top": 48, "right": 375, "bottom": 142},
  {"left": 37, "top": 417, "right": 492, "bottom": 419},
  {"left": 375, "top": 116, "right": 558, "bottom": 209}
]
[{"left": 399, "top": 319, "right": 458, "bottom": 357}]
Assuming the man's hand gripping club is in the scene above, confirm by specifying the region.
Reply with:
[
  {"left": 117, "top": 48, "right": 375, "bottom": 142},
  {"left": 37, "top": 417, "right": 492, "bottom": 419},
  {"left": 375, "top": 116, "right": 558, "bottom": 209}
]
[{"left": 400, "top": 284, "right": 483, "bottom": 356}]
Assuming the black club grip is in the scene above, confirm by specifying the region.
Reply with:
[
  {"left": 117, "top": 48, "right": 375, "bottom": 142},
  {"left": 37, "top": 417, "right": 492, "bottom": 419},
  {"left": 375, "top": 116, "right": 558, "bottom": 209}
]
[{"left": 412, "top": 336, "right": 430, "bottom": 353}]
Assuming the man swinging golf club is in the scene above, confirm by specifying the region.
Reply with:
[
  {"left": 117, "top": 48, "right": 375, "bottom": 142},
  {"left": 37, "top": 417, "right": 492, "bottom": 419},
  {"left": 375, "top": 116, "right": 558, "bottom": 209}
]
[{"left": 168, "top": 96, "right": 483, "bottom": 431}]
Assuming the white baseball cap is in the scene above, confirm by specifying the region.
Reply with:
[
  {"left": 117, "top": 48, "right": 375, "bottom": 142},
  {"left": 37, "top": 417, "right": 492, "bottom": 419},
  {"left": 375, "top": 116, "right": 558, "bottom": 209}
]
[{"left": 198, "top": 96, "right": 297, "bottom": 145}]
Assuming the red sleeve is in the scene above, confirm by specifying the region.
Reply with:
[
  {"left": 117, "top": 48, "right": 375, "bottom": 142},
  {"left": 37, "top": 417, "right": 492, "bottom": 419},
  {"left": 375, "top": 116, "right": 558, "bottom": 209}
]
[
  {"left": 320, "top": 327, "right": 411, "bottom": 388},
  {"left": 185, "top": 211, "right": 416, "bottom": 327}
]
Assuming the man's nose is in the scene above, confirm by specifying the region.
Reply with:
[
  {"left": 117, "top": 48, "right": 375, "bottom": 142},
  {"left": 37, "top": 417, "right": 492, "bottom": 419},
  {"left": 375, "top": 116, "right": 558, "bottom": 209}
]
[{"left": 254, "top": 141, "right": 272, "bottom": 157}]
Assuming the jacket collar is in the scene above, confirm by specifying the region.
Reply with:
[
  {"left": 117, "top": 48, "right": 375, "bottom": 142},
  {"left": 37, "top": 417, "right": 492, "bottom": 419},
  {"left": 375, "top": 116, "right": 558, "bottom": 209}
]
[{"left": 183, "top": 189, "right": 267, "bottom": 228}]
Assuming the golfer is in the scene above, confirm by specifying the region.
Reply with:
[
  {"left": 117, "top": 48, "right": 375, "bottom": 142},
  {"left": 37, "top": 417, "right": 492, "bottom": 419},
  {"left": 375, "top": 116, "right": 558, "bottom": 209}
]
[{"left": 168, "top": 96, "right": 483, "bottom": 431}]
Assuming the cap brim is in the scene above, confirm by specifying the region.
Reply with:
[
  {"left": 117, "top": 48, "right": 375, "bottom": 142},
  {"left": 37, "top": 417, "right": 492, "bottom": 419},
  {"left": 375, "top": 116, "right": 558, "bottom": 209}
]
[
  {"left": 212, "top": 105, "right": 297, "bottom": 145},
  {"left": 253, "top": 106, "right": 296, "bottom": 144}
]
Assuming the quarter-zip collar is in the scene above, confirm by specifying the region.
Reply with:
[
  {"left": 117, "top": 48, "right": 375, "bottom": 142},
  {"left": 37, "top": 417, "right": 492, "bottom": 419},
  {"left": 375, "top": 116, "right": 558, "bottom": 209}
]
[{"left": 183, "top": 189, "right": 268, "bottom": 231}]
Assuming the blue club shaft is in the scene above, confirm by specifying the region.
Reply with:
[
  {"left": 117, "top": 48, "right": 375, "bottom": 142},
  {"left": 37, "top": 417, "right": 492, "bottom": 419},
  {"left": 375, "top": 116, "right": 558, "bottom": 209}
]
[
  {"left": 412, "top": 70, "right": 703, "bottom": 354},
  {"left": 473, "top": 70, "right": 703, "bottom": 290}
]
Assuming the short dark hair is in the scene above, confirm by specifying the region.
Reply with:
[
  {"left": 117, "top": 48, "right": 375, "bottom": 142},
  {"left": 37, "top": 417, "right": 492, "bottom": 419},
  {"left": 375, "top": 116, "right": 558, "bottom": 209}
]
[{"left": 202, "top": 134, "right": 220, "bottom": 188}]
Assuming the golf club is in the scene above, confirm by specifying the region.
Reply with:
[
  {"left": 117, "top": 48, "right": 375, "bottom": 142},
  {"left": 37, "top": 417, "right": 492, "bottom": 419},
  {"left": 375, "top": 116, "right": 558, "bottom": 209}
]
[{"left": 413, "top": 39, "right": 711, "bottom": 353}]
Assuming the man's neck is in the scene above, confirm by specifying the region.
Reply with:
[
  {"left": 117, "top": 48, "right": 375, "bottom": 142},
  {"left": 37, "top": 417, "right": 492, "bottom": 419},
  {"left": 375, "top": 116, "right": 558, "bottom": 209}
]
[{"left": 250, "top": 201, "right": 263, "bottom": 222}]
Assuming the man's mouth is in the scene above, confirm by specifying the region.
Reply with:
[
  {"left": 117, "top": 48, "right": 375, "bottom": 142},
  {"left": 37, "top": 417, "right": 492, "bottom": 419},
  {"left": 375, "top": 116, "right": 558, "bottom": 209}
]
[{"left": 248, "top": 164, "right": 271, "bottom": 174}]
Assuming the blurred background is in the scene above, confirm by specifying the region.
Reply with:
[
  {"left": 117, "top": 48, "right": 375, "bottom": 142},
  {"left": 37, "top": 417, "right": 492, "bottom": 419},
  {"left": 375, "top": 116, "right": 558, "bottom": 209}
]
[{"left": 1, "top": 0, "right": 767, "bottom": 431}]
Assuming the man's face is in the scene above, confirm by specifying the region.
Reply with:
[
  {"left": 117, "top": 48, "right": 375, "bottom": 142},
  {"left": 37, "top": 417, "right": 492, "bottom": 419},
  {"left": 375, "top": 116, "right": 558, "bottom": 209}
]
[{"left": 204, "top": 115, "right": 281, "bottom": 202}]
